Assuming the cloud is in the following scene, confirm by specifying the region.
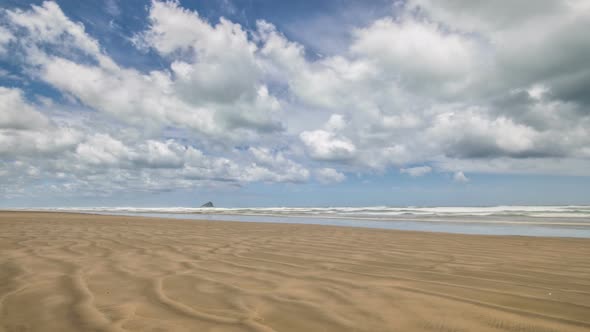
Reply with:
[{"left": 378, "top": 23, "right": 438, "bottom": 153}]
[
  {"left": 0, "top": 127, "right": 80, "bottom": 158},
  {"left": 453, "top": 171, "right": 469, "bottom": 183},
  {"left": 300, "top": 130, "right": 356, "bottom": 161},
  {"left": 0, "top": 1, "right": 310, "bottom": 198},
  {"left": 350, "top": 16, "right": 482, "bottom": 91},
  {"left": 246, "top": 147, "right": 310, "bottom": 183},
  {"left": 401, "top": 166, "right": 432, "bottom": 177},
  {"left": 409, "top": 0, "right": 590, "bottom": 104},
  {"left": 298, "top": 114, "right": 357, "bottom": 161},
  {"left": 0, "top": 87, "right": 81, "bottom": 159},
  {"left": 133, "top": 1, "right": 283, "bottom": 134},
  {"left": 407, "top": 0, "right": 565, "bottom": 34},
  {"left": 0, "top": 87, "right": 50, "bottom": 130},
  {"left": 72, "top": 137, "right": 309, "bottom": 187},
  {"left": 0, "top": 26, "right": 14, "bottom": 54},
  {"left": 5, "top": 1, "right": 111, "bottom": 65},
  {"left": 315, "top": 168, "right": 346, "bottom": 184},
  {"left": 6, "top": 0, "right": 281, "bottom": 143},
  {"left": 1, "top": 0, "right": 590, "bottom": 200},
  {"left": 0, "top": 87, "right": 307, "bottom": 198},
  {"left": 255, "top": 20, "right": 307, "bottom": 76}
]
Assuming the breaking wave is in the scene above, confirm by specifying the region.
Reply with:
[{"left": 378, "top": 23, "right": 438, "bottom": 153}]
[{"left": 24, "top": 205, "right": 590, "bottom": 220}]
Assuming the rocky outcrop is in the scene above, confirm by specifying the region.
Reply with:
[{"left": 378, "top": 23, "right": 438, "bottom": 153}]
[{"left": 200, "top": 202, "right": 214, "bottom": 208}]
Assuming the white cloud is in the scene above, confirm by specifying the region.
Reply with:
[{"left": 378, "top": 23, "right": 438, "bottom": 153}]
[
  {"left": 0, "top": 87, "right": 50, "bottom": 129},
  {"left": 351, "top": 17, "right": 482, "bottom": 89},
  {"left": 255, "top": 20, "right": 307, "bottom": 77},
  {"left": 2, "top": 0, "right": 590, "bottom": 199},
  {"left": 407, "top": 0, "right": 564, "bottom": 34},
  {"left": 0, "top": 127, "right": 80, "bottom": 158},
  {"left": 0, "top": 26, "right": 14, "bottom": 54},
  {"left": 6, "top": 1, "right": 115, "bottom": 68},
  {"left": 453, "top": 171, "right": 469, "bottom": 183},
  {"left": 408, "top": 0, "right": 590, "bottom": 103},
  {"left": 7, "top": 0, "right": 282, "bottom": 143},
  {"left": 425, "top": 110, "right": 542, "bottom": 158},
  {"left": 315, "top": 168, "right": 346, "bottom": 184},
  {"left": 134, "top": 1, "right": 282, "bottom": 134},
  {"left": 325, "top": 114, "right": 347, "bottom": 131},
  {"left": 400, "top": 166, "right": 432, "bottom": 177},
  {"left": 247, "top": 147, "right": 310, "bottom": 183},
  {"left": 0, "top": 87, "right": 81, "bottom": 158},
  {"left": 75, "top": 134, "right": 130, "bottom": 166},
  {"left": 300, "top": 130, "right": 356, "bottom": 161}
]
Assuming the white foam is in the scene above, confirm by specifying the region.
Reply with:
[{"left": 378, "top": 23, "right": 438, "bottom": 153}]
[{"left": 18, "top": 205, "right": 590, "bottom": 220}]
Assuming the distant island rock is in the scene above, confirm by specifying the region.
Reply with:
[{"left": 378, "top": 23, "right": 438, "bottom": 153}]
[{"left": 200, "top": 202, "right": 214, "bottom": 208}]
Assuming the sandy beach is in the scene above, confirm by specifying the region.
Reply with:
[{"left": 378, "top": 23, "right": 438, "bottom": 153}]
[{"left": 1, "top": 212, "right": 589, "bottom": 332}]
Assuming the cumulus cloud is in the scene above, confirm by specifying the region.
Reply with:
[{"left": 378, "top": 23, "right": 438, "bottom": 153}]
[
  {"left": 0, "top": 87, "right": 50, "bottom": 129},
  {"left": 289, "top": 0, "right": 589, "bottom": 173},
  {"left": 1, "top": 0, "right": 590, "bottom": 199},
  {"left": 0, "top": 86, "right": 307, "bottom": 197},
  {"left": 0, "top": 87, "right": 81, "bottom": 158},
  {"left": 6, "top": 0, "right": 281, "bottom": 142},
  {"left": 350, "top": 16, "right": 482, "bottom": 93},
  {"left": 134, "top": 0, "right": 282, "bottom": 133},
  {"left": 299, "top": 114, "right": 357, "bottom": 161},
  {"left": 300, "top": 130, "right": 356, "bottom": 161},
  {"left": 453, "top": 171, "right": 469, "bottom": 183},
  {"left": 408, "top": 0, "right": 590, "bottom": 103},
  {"left": 246, "top": 147, "right": 310, "bottom": 183}
]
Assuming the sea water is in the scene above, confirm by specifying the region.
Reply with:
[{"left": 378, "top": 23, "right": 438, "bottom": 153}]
[{"left": 20, "top": 205, "right": 590, "bottom": 238}]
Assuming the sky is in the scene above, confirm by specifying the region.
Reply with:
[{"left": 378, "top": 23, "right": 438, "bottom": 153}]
[{"left": 1, "top": 0, "right": 590, "bottom": 207}]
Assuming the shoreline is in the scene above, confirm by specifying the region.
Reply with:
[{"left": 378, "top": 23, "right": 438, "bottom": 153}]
[
  {"left": 6, "top": 208, "right": 590, "bottom": 224},
  {"left": 2, "top": 209, "right": 590, "bottom": 238}
]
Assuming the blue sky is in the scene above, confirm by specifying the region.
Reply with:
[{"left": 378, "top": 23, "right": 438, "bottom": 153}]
[{"left": 1, "top": 0, "right": 590, "bottom": 207}]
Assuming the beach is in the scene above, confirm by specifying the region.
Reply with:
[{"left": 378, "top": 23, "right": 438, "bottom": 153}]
[{"left": 1, "top": 212, "right": 590, "bottom": 332}]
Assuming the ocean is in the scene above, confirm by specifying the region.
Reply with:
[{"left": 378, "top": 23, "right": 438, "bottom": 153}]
[{"left": 17, "top": 205, "right": 590, "bottom": 238}]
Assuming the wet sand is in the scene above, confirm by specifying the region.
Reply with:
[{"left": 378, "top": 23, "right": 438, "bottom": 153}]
[{"left": 1, "top": 212, "right": 590, "bottom": 332}]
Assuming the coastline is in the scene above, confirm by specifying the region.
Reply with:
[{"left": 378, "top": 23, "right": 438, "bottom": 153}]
[
  {"left": 11, "top": 208, "right": 590, "bottom": 238},
  {"left": 1, "top": 211, "right": 590, "bottom": 331}
]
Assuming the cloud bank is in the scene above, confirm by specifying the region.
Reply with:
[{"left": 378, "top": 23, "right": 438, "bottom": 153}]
[{"left": 1, "top": 0, "right": 589, "bottom": 199}]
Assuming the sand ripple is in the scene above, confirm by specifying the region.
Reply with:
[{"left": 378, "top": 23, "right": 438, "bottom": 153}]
[{"left": 1, "top": 212, "right": 590, "bottom": 331}]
